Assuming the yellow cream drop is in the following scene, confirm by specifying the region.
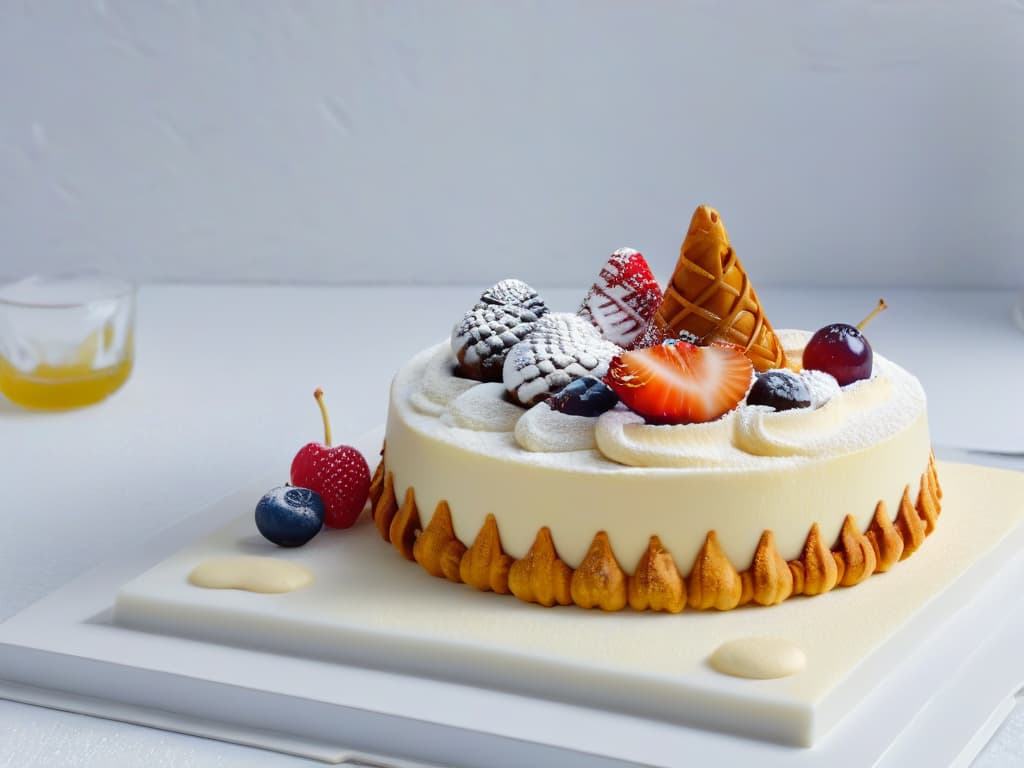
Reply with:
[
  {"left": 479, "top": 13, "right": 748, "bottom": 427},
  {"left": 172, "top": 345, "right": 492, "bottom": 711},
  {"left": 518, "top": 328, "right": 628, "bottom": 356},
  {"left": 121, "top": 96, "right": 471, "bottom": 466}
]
[
  {"left": 187, "top": 557, "right": 313, "bottom": 594},
  {"left": 709, "top": 637, "right": 806, "bottom": 679}
]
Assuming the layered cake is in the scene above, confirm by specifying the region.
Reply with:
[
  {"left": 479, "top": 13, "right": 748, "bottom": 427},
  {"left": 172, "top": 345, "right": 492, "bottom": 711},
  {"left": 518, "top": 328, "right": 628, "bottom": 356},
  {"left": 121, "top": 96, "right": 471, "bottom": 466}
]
[{"left": 370, "top": 205, "right": 941, "bottom": 612}]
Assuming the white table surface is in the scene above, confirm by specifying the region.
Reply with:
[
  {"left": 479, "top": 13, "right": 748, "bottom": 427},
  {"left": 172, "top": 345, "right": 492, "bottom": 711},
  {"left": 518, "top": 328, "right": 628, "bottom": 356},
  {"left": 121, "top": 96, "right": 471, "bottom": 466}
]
[{"left": 1, "top": 284, "right": 1022, "bottom": 767}]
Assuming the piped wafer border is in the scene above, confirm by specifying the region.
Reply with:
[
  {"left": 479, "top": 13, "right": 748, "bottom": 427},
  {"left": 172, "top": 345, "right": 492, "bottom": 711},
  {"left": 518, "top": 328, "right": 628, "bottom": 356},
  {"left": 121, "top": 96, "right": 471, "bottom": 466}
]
[{"left": 368, "top": 447, "right": 942, "bottom": 613}]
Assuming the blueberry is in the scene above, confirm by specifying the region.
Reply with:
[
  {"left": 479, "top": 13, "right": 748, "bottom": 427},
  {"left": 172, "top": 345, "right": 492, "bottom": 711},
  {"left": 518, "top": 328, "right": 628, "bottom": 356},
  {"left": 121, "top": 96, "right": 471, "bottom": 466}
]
[
  {"left": 546, "top": 376, "right": 619, "bottom": 417},
  {"left": 746, "top": 370, "right": 811, "bottom": 411},
  {"left": 255, "top": 486, "right": 325, "bottom": 547}
]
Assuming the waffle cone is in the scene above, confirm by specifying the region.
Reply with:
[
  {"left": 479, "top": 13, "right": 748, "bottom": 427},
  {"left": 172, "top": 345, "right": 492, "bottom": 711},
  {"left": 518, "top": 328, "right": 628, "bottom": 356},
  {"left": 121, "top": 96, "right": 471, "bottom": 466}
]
[{"left": 656, "top": 206, "right": 786, "bottom": 371}]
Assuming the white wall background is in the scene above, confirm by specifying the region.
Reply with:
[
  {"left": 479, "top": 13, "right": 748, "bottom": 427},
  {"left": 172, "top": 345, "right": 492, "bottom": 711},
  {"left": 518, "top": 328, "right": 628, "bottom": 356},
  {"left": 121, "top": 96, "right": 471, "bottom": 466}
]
[{"left": 1, "top": 1, "right": 1021, "bottom": 288}]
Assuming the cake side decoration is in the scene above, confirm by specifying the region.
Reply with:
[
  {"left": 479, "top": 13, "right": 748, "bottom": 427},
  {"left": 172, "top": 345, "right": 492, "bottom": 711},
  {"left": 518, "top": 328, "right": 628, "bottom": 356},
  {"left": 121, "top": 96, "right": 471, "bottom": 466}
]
[
  {"left": 459, "top": 514, "right": 513, "bottom": 594},
  {"left": 628, "top": 535, "right": 687, "bottom": 613},
  {"left": 368, "top": 446, "right": 385, "bottom": 509},
  {"left": 413, "top": 501, "right": 467, "bottom": 581},
  {"left": 895, "top": 486, "right": 928, "bottom": 559},
  {"left": 508, "top": 527, "right": 574, "bottom": 607},
  {"left": 687, "top": 531, "right": 744, "bottom": 610},
  {"left": 792, "top": 523, "right": 839, "bottom": 596},
  {"left": 916, "top": 464, "right": 941, "bottom": 534},
  {"left": 865, "top": 500, "right": 904, "bottom": 572},
  {"left": 655, "top": 205, "right": 787, "bottom": 371},
  {"left": 569, "top": 531, "right": 628, "bottom": 611},
  {"left": 370, "top": 455, "right": 941, "bottom": 611},
  {"left": 389, "top": 487, "right": 420, "bottom": 561},
  {"left": 833, "top": 514, "right": 877, "bottom": 587},
  {"left": 373, "top": 471, "right": 398, "bottom": 541},
  {"left": 741, "top": 531, "right": 793, "bottom": 607}
]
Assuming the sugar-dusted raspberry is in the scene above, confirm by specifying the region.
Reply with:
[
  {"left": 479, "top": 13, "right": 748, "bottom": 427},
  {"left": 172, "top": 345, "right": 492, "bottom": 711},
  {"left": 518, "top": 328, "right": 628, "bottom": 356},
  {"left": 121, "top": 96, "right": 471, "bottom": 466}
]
[
  {"left": 579, "top": 248, "right": 663, "bottom": 348},
  {"left": 503, "top": 312, "right": 621, "bottom": 406}
]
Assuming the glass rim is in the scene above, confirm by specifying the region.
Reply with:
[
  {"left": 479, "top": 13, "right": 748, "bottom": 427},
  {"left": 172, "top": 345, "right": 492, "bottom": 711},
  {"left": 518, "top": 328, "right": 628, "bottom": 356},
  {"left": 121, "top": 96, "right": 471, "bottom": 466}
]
[{"left": 0, "top": 271, "right": 136, "bottom": 310}]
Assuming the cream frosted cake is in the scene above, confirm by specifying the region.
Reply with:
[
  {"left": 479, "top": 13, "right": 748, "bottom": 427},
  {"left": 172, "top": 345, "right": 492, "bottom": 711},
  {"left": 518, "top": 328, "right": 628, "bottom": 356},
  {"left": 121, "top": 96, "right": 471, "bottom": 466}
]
[{"left": 369, "top": 205, "right": 941, "bottom": 612}]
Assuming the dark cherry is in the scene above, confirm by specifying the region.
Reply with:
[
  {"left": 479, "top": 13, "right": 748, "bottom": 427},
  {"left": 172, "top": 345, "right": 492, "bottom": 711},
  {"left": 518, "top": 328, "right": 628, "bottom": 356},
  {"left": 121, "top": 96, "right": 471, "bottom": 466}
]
[
  {"left": 746, "top": 370, "right": 811, "bottom": 411},
  {"left": 546, "top": 376, "right": 619, "bottom": 417},
  {"left": 802, "top": 300, "right": 887, "bottom": 387}
]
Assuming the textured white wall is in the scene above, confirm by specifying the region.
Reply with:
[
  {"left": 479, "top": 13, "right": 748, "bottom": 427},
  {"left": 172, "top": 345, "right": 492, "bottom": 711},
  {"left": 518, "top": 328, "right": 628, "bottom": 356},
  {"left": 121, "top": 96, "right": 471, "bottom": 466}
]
[{"left": 1, "top": 1, "right": 1022, "bottom": 288}]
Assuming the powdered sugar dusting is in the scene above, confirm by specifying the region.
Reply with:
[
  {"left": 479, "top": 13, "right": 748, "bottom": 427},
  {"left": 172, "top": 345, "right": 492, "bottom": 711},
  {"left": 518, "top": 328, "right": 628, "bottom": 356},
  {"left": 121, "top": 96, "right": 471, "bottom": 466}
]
[
  {"left": 480, "top": 279, "right": 548, "bottom": 315},
  {"left": 733, "top": 370, "right": 897, "bottom": 459},
  {"left": 410, "top": 391, "right": 448, "bottom": 416},
  {"left": 448, "top": 382, "right": 526, "bottom": 432},
  {"left": 450, "top": 279, "right": 549, "bottom": 381},
  {"left": 399, "top": 329, "right": 926, "bottom": 473},
  {"left": 800, "top": 369, "right": 841, "bottom": 409},
  {"left": 503, "top": 313, "right": 621, "bottom": 406},
  {"left": 515, "top": 401, "right": 598, "bottom": 453},
  {"left": 421, "top": 344, "right": 477, "bottom": 406},
  {"left": 631, "top": 319, "right": 672, "bottom": 350},
  {"left": 578, "top": 249, "right": 663, "bottom": 347},
  {"left": 595, "top": 406, "right": 743, "bottom": 467}
]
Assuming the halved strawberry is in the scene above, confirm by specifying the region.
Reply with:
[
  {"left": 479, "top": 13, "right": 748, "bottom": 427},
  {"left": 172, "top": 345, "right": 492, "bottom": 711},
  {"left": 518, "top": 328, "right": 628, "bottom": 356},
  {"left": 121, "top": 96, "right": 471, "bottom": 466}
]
[{"left": 605, "top": 341, "right": 753, "bottom": 424}]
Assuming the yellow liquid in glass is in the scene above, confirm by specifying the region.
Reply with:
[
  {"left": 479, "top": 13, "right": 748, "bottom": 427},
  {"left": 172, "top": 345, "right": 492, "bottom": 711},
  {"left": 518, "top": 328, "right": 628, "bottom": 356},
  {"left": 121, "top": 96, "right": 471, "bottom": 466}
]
[{"left": 0, "top": 332, "right": 134, "bottom": 410}]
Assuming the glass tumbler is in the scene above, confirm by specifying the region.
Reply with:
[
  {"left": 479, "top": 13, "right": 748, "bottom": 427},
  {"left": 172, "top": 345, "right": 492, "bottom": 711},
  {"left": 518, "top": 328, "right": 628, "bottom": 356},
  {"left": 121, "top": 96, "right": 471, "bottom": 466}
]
[{"left": 0, "top": 273, "right": 136, "bottom": 410}]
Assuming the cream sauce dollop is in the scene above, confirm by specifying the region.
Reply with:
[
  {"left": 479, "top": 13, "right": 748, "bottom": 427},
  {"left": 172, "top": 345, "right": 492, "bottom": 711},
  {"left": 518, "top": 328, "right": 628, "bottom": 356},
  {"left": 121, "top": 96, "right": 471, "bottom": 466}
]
[
  {"left": 709, "top": 636, "right": 807, "bottom": 679},
  {"left": 187, "top": 557, "right": 313, "bottom": 594}
]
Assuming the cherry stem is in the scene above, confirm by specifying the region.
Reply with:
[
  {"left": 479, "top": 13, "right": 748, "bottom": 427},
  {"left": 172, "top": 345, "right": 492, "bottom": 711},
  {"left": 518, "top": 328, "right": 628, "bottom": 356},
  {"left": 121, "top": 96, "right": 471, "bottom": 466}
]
[
  {"left": 313, "top": 387, "right": 332, "bottom": 447},
  {"left": 856, "top": 299, "right": 888, "bottom": 331}
]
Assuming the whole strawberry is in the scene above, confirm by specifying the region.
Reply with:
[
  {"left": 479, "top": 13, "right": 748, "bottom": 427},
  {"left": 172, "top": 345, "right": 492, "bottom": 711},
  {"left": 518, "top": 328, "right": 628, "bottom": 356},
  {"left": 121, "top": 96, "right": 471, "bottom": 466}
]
[{"left": 290, "top": 388, "right": 370, "bottom": 528}]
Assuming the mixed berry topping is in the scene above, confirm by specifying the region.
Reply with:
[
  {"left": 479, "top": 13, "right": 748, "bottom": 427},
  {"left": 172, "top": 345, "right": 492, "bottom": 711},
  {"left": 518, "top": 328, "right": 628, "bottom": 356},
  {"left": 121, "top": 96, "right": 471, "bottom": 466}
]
[
  {"left": 545, "top": 376, "right": 619, "bottom": 417},
  {"left": 289, "top": 389, "right": 370, "bottom": 529},
  {"left": 445, "top": 235, "right": 890, "bottom": 429},
  {"left": 606, "top": 341, "right": 753, "bottom": 425},
  {"left": 802, "top": 324, "right": 871, "bottom": 387},
  {"left": 451, "top": 279, "right": 549, "bottom": 382},
  {"left": 480, "top": 278, "right": 548, "bottom": 314},
  {"left": 255, "top": 486, "right": 325, "bottom": 547},
  {"left": 578, "top": 249, "right": 663, "bottom": 348},
  {"left": 503, "top": 312, "right": 621, "bottom": 407},
  {"left": 746, "top": 369, "right": 812, "bottom": 411},
  {"left": 802, "top": 300, "right": 886, "bottom": 387}
]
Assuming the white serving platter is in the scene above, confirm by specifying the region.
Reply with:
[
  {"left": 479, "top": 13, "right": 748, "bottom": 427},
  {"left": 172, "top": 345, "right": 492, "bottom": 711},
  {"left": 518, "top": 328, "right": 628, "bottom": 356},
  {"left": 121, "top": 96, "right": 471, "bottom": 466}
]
[{"left": 1, "top": 432, "right": 1022, "bottom": 768}]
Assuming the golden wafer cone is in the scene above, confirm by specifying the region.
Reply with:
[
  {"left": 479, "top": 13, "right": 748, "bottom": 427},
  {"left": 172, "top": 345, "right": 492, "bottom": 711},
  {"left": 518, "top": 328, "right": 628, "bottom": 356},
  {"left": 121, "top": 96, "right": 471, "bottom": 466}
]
[{"left": 657, "top": 205, "right": 787, "bottom": 371}]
